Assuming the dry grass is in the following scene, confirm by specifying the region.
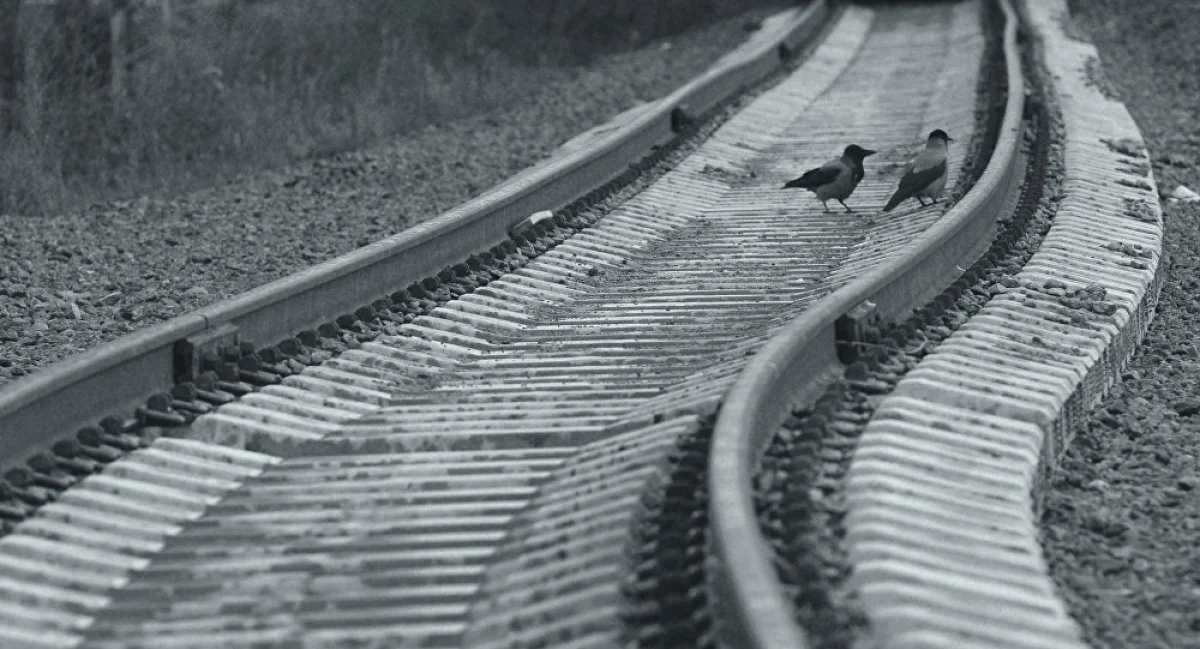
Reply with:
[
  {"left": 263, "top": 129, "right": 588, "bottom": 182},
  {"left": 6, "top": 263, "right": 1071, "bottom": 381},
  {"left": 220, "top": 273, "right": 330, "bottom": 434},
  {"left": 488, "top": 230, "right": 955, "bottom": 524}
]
[
  {"left": 3, "top": 0, "right": 528, "bottom": 215},
  {"left": 2, "top": 0, "right": 776, "bottom": 217}
]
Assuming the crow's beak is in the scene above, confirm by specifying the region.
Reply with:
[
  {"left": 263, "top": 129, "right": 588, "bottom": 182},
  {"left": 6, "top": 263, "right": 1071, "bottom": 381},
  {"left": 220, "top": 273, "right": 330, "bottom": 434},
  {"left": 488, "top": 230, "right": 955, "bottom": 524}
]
[
  {"left": 946, "top": 137, "right": 954, "bottom": 142},
  {"left": 862, "top": 149, "right": 877, "bottom": 156}
]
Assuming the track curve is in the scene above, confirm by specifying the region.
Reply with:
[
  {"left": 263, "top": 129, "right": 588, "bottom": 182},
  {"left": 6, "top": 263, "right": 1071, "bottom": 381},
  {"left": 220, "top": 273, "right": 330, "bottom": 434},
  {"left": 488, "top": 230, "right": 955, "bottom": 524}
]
[
  {"left": 708, "top": 1, "right": 1024, "bottom": 647},
  {"left": 710, "top": 0, "right": 1166, "bottom": 647}
]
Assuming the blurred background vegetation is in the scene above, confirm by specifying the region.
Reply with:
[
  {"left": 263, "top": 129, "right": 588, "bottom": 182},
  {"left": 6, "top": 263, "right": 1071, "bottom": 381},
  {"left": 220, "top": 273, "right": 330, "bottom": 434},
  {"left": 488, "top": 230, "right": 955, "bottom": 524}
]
[{"left": 0, "top": 0, "right": 789, "bottom": 216}]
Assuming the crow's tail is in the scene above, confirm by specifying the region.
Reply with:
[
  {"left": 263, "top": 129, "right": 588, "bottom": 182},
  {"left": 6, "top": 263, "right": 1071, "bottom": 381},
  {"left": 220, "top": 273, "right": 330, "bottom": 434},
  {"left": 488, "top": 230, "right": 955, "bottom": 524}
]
[{"left": 882, "top": 189, "right": 907, "bottom": 212}]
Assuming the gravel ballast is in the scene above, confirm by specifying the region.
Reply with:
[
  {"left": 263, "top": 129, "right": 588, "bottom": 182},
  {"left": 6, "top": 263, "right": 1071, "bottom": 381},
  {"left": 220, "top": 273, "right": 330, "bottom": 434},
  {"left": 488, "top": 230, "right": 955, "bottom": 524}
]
[
  {"left": 0, "top": 11, "right": 774, "bottom": 387},
  {"left": 1040, "top": 1, "right": 1200, "bottom": 647}
]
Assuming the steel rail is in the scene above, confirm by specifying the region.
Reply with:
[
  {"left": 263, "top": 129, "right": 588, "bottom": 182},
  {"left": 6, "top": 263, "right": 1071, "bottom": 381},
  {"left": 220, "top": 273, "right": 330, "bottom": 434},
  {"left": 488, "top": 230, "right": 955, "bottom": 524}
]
[
  {"left": 0, "top": 2, "right": 831, "bottom": 472},
  {"left": 706, "top": 0, "right": 1025, "bottom": 647}
]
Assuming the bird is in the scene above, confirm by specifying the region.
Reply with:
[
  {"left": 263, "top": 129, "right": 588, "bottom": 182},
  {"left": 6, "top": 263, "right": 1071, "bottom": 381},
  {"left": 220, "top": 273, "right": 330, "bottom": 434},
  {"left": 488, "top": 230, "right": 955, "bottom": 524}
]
[
  {"left": 882, "top": 129, "right": 953, "bottom": 212},
  {"left": 781, "top": 144, "right": 876, "bottom": 213}
]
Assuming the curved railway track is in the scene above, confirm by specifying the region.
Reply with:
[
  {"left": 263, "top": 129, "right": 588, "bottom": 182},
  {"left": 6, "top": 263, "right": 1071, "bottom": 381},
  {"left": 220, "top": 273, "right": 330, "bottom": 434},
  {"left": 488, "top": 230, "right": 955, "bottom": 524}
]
[{"left": 0, "top": 1, "right": 1164, "bottom": 648}]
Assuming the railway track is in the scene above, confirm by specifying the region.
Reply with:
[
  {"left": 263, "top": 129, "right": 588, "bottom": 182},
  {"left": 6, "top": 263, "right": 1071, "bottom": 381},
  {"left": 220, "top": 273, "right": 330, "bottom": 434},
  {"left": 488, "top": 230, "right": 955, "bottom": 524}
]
[{"left": 0, "top": 0, "right": 1164, "bottom": 648}]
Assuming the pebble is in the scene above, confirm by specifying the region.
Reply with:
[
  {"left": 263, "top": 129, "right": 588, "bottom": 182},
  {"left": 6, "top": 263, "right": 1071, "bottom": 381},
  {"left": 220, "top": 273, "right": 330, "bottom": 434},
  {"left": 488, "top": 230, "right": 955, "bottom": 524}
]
[
  {"left": 828, "top": 420, "right": 860, "bottom": 436},
  {"left": 1169, "top": 185, "right": 1200, "bottom": 202},
  {"left": 1087, "top": 479, "right": 1110, "bottom": 492},
  {"left": 1172, "top": 399, "right": 1200, "bottom": 416},
  {"left": 818, "top": 448, "right": 843, "bottom": 463}
]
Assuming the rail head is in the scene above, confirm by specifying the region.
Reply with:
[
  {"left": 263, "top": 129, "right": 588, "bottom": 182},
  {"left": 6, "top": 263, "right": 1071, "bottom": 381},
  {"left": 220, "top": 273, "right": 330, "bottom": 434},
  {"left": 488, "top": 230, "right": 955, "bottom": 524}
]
[
  {"left": 706, "top": 0, "right": 1025, "bottom": 646},
  {"left": 0, "top": 2, "right": 831, "bottom": 472}
]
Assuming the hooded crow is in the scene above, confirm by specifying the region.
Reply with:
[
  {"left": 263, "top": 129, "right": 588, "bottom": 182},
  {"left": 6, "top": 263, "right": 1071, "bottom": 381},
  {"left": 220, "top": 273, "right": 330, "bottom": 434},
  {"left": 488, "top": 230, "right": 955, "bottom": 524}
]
[
  {"left": 782, "top": 144, "right": 876, "bottom": 213},
  {"left": 882, "top": 129, "right": 953, "bottom": 212}
]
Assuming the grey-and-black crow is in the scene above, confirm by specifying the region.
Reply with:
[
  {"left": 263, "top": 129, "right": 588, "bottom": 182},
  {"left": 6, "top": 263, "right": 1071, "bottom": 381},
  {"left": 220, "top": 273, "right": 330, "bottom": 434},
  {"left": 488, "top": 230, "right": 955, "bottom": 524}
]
[
  {"left": 782, "top": 144, "right": 876, "bottom": 213},
  {"left": 882, "top": 129, "right": 953, "bottom": 212}
]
